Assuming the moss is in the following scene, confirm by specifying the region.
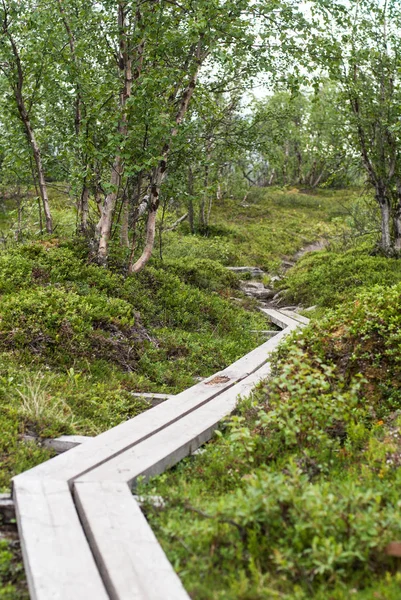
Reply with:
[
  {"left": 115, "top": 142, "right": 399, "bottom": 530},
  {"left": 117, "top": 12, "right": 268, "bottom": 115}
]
[{"left": 282, "top": 246, "right": 401, "bottom": 307}]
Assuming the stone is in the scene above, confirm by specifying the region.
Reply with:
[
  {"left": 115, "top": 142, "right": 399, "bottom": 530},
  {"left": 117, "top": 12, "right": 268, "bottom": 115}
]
[
  {"left": 226, "top": 266, "right": 264, "bottom": 277},
  {"left": 0, "top": 494, "right": 15, "bottom": 523},
  {"left": 43, "top": 435, "right": 93, "bottom": 454},
  {"left": 240, "top": 281, "right": 275, "bottom": 300},
  {"left": 303, "top": 305, "right": 317, "bottom": 312}
]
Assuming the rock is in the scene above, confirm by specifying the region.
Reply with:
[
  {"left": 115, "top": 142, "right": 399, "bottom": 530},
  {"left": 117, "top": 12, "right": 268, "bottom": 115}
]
[
  {"left": 270, "top": 289, "right": 289, "bottom": 306},
  {"left": 240, "top": 280, "right": 275, "bottom": 300},
  {"left": 43, "top": 435, "right": 93, "bottom": 454},
  {"left": 227, "top": 266, "right": 264, "bottom": 277},
  {"left": 303, "top": 305, "right": 317, "bottom": 312},
  {"left": 133, "top": 495, "right": 165, "bottom": 509},
  {"left": 251, "top": 289, "right": 275, "bottom": 300},
  {"left": 0, "top": 494, "right": 15, "bottom": 523},
  {"left": 241, "top": 281, "right": 263, "bottom": 291}
]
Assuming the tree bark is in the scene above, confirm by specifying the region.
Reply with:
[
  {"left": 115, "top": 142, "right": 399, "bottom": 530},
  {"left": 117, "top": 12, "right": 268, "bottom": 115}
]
[
  {"left": 2, "top": 13, "right": 53, "bottom": 233},
  {"left": 377, "top": 191, "right": 392, "bottom": 252},
  {"left": 120, "top": 192, "right": 129, "bottom": 247},
  {"left": 187, "top": 166, "right": 195, "bottom": 234},
  {"left": 393, "top": 184, "right": 401, "bottom": 251},
  {"left": 199, "top": 163, "right": 209, "bottom": 230},
  {"left": 97, "top": 2, "right": 143, "bottom": 263},
  {"left": 130, "top": 38, "right": 206, "bottom": 274},
  {"left": 80, "top": 185, "right": 89, "bottom": 232},
  {"left": 57, "top": 0, "right": 91, "bottom": 231},
  {"left": 21, "top": 106, "right": 52, "bottom": 234}
]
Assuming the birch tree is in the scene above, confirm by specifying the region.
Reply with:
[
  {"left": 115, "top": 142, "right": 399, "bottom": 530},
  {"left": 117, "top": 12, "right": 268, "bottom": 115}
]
[
  {"left": 313, "top": 0, "right": 401, "bottom": 253},
  {"left": 0, "top": 0, "right": 53, "bottom": 233}
]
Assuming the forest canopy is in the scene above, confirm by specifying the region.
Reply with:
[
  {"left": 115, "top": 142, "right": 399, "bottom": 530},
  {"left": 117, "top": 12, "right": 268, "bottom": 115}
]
[{"left": 0, "top": 0, "right": 400, "bottom": 266}]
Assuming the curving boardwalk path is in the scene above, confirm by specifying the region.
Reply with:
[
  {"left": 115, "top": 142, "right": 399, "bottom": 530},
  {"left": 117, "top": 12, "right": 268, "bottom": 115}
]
[{"left": 12, "top": 307, "right": 308, "bottom": 600}]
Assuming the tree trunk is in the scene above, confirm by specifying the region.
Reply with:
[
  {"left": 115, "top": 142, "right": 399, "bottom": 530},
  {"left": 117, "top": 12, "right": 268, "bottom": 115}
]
[
  {"left": 80, "top": 185, "right": 90, "bottom": 232},
  {"left": 4, "top": 22, "right": 52, "bottom": 233},
  {"left": 393, "top": 197, "right": 401, "bottom": 251},
  {"left": 96, "top": 2, "right": 136, "bottom": 264},
  {"left": 25, "top": 118, "right": 52, "bottom": 234},
  {"left": 97, "top": 155, "right": 122, "bottom": 262},
  {"left": 130, "top": 38, "right": 206, "bottom": 273},
  {"left": 268, "top": 169, "right": 275, "bottom": 186},
  {"left": 120, "top": 192, "right": 129, "bottom": 247},
  {"left": 199, "top": 163, "right": 209, "bottom": 230},
  {"left": 377, "top": 192, "right": 392, "bottom": 252},
  {"left": 187, "top": 166, "right": 195, "bottom": 234}
]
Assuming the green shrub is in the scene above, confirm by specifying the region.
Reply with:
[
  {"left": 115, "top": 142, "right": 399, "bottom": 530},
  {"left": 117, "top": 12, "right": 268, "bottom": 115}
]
[
  {"left": 141, "top": 281, "right": 401, "bottom": 599},
  {"left": 162, "top": 258, "right": 239, "bottom": 292},
  {"left": 0, "top": 540, "right": 28, "bottom": 600},
  {"left": 282, "top": 247, "right": 401, "bottom": 307},
  {"left": 0, "top": 286, "right": 136, "bottom": 364}
]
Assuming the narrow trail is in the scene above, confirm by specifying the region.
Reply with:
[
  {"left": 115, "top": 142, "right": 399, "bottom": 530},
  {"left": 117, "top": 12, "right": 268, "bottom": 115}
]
[{"left": 231, "top": 237, "right": 327, "bottom": 310}]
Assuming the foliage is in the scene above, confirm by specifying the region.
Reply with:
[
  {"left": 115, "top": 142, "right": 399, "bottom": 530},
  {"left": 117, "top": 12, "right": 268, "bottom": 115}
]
[
  {"left": 311, "top": 0, "right": 401, "bottom": 252},
  {"left": 0, "top": 239, "right": 266, "bottom": 489},
  {"left": 282, "top": 245, "right": 401, "bottom": 307},
  {"left": 0, "top": 540, "right": 28, "bottom": 600},
  {"left": 162, "top": 258, "right": 239, "bottom": 292},
  {"left": 140, "top": 280, "right": 401, "bottom": 598},
  {"left": 164, "top": 187, "right": 352, "bottom": 271}
]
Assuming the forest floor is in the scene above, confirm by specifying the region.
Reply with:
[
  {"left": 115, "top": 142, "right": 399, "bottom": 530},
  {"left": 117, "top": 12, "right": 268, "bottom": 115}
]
[{"left": 3, "top": 186, "right": 401, "bottom": 598}]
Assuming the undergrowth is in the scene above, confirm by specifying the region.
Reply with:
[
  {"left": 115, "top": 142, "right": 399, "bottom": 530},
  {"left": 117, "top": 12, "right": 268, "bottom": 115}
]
[
  {"left": 163, "top": 187, "right": 354, "bottom": 271},
  {"left": 0, "top": 239, "right": 267, "bottom": 489},
  {"left": 0, "top": 186, "right": 377, "bottom": 597},
  {"left": 282, "top": 243, "right": 401, "bottom": 307},
  {"left": 140, "top": 282, "right": 401, "bottom": 597}
]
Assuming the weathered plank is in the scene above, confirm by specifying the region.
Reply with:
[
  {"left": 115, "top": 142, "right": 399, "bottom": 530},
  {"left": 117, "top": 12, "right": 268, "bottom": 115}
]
[
  {"left": 43, "top": 435, "right": 93, "bottom": 454},
  {"left": 73, "top": 364, "right": 273, "bottom": 599},
  {"left": 130, "top": 392, "right": 174, "bottom": 400},
  {"left": 76, "top": 362, "right": 272, "bottom": 486},
  {"left": 74, "top": 481, "right": 190, "bottom": 600},
  {"left": 260, "top": 307, "right": 304, "bottom": 329},
  {"left": 17, "top": 329, "right": 292, "bottom": 484},
  {"left": 14, "top": 310, "right": 305, "bottom": 600},
  {"left": 279, "top": 309, "right": 310, "bottom": 326},
  {"left": 13, "top": 478, "right": 108, "bottom": 600}
]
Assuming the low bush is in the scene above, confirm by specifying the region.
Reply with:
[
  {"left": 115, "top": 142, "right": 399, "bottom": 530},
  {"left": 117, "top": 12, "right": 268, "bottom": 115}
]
[
  {"left": 0, "top": 241, "right": 265, "bottom": 489},
  {"left": 141, "top": 282, "right": 401, "bottom": 598},
  {"left": 0, "top": 539, "right": 28, "bottom": 600},
  {"left": 162, "top": 258, "right": 239, "bottom": 292},
  {"left": 282, "top": 246, "right": 401, "bottom": 307}
]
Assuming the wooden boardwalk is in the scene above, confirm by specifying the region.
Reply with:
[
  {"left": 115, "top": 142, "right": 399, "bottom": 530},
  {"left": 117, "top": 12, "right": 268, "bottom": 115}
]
[{"left": 12, "top": 308, "right": 308, "bottom": 600}]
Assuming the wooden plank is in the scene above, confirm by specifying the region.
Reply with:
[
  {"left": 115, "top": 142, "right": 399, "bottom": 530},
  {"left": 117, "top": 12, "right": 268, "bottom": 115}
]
[
  {"left": 279, "top": 309, "right": 310, "bottom": 326},
  {"left": 74, "top": 481, "right": 190, "bottom": 600},
  {"left": 13, "top": 478, "right": 108, "bottom": 600},
  {"left": 77, "top": 362, "right": 273, "bottom": 486},
  {"left": 130, "top": 392, "right": 174, "bottom": 400},
  {"left": 17, "top": 329, "right": 292, "bottom": 484},
  {"left": 73, "top": 364, "right": 273, "bottom": 599},
  {"left": 259, "top": 307, "right": 300, "bottom": 329}
]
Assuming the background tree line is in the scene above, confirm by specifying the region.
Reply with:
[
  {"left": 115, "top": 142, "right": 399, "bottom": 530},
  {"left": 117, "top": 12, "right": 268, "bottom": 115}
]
[{"left": 0, "top": 0, "right": 400, "bottom": 263}]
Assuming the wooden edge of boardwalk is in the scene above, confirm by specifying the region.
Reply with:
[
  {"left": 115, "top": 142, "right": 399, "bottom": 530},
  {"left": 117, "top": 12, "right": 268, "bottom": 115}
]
[
  {"left": 15, "top": 327, "right": 292, "bottom": 484},
  {"left": 12, "top": 308, "right": 308, "bottom": 600}
]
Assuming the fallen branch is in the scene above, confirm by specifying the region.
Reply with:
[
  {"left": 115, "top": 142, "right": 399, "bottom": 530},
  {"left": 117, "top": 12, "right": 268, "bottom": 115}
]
[{"left": 163, "top": 212, "right": 188, "bottom": 232}]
